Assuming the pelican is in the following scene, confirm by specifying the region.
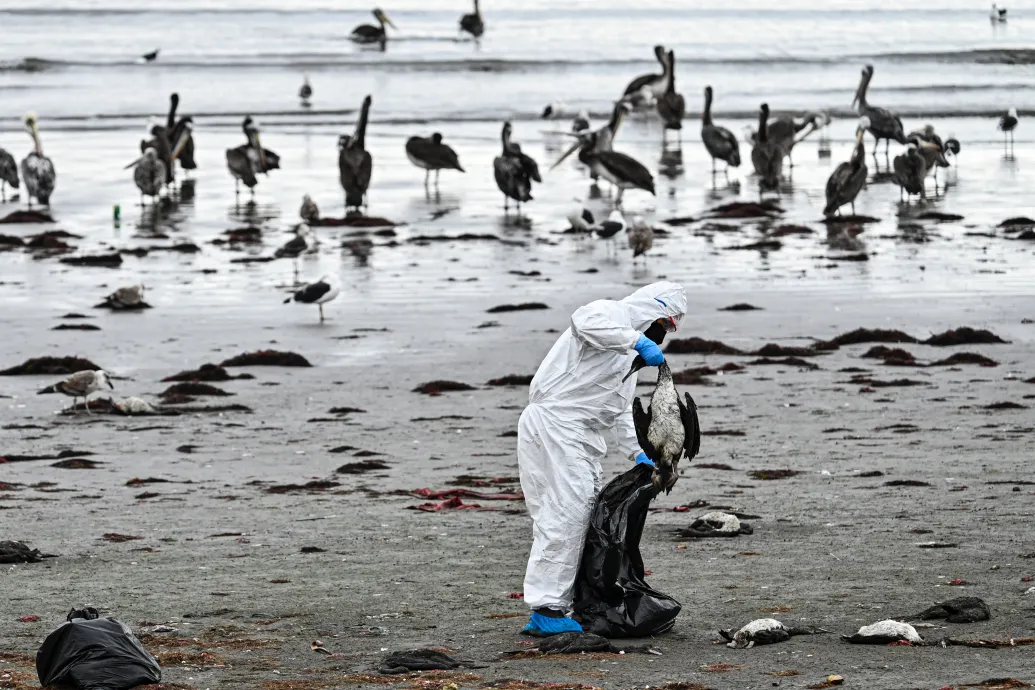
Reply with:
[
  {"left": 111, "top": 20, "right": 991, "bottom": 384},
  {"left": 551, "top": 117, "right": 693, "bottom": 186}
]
[
  {"left": 701, "top": 86, "right": 741, "bottom": 177},
  {"left": 299, "top": 75, "right": 313, "bottom": 106},
  {"left": 824, "top": 117, "right": 869, "bottom": 217},
  {"left": 131, "top": 147, "right": 166, "bottom": 205},
  {"left": 999, "top": 107, "right": 1018, "bottom": 155},
  {"left": 853, "top": 65, "right": 906, "bottom": 161},
  {"left": 621, "top": 45, "right": 670, "bottom": 108},
  {"left": 460, "top": 0, "right": 484, "bottom": 38},
  {"left": 167, "top": 93, "right": 196, "bottom": 178},
  {"left": 493, "top": 121, "right": 536, "bottom": 212},
  {"left": 991, "top": 4, "right": 1007, "bottom": 21},
  {"left": 765, "top": 112, "right": 821, "bottom": 167},
  {"left": 552, "top": 129, "right": 654, "bottom": 206},
  {"left": 351, "top": 9, "right": 396, "bottom": 44},
  {"left": 750, "top": 103, "right": 783, "bottom": 192},
  {"left": 405, "top": 133, "right": 465, "bottom": 187},
  {"left": 0, "top": 146, "right": 18, "bottom": 199},
  {"left": 226, "top": 116, "right": 277, "bottom": 197},
  {"left": 285, "top": 276, "right": 340, "bottom": 323},
  {"left": 300, "top": 194, "right": 319, "bottom": 224},
  {"left": 657, "top": 50, "right": 685, "bottom": 136},
  {"left": 138, "top": 120, "right": 174, "bottom": 186},
  {"left": 339, "top": 95, "right": 373, "bottom": 211},
  {"left": 908, "top": 124, "right": 950, "bottom": 185},
  {"left": 21, "top": 113, "right": 55, "bottom": 207},
  {"left": 892, "top": 137, "right": 931, "bottom": 202}
]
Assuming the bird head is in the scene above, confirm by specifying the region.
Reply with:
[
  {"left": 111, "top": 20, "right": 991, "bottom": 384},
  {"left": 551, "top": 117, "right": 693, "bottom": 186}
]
[
  {"left": 541, "top": 104, "right": 554, "bottom": 119},
  {"left": 1009, "top": 107, "right": 1018, "bottom": 118},
  {"left": 373, "top": 8, "right": 396, "bottom": 29},
  {"left": 432, "top": 132, "right": 443, "bottom": 144},
  {"left": 98, "top": 370, "right": 114, "bottom": 390}
]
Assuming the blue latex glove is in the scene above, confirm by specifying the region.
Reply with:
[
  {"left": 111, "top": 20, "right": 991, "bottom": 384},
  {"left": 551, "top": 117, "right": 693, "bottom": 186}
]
[
  {"left": 635, "top": 452, "right": 655, "bottom": 467},
  {"left": 634, "top": 334, "right": 665, "bottom": 366}
]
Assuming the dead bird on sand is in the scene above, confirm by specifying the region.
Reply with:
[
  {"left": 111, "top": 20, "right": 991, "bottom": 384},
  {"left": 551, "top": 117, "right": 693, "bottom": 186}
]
[
  {"left": 911, "top": 596, "right": 990, "bottom": 624},
  {"left": 97, "top": 284, "right": 149, "bottom": 309},
  {"left": 720, "top": 618, "right": 831, "bottom": 649},
  {"left": 622, "top": 359, "right": 701, "bottom": 493},
  {"left": 843, "top": 619, "right": 923, "bottom": 645},
  {"left": 38, "top": 370, "right": 113, "bottom": 415}
]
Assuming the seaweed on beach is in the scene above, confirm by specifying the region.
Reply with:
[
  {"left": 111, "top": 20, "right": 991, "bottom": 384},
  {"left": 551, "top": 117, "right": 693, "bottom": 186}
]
[
  {"left": 52, "top": 323, "right": 101, "bottom": 331},
  {"left": 486, "top": 374, "right": 534, "bottom": 386},
  {"left": 0, "top": 209, "right": 54, "bottom": 224},
  {"left": 814, "top": 328, "right": 918, "bottom": 350},
  {"left": 265, "top": 480, "right": 341, "bottom": 494},
  {"left": 0, "top": 355, "right": 101, "bottom": 376},
  {"left": 747, "top": 357, "right": 820, "bottom": 370},
  {"left": 486, "top": 302, "right": 549, "bottom": 313},
  {"left": 59, "top": 253, "right": 123, "bottom": 268},
  {"left": 930, "top": 352, "right": 999, "bottom": 367},
  {"left": 924, "top": 327, "right": 1008, "bottom": 347},
  {"left": 413, "top": 380, "right": 476, "bottom": 395},
  {"left": 159, "top": 383, "right": 233, "bottom": 398},
  {"left": 666, "top": 337, "right": 744, "bottom": 355},
  {"left": 862, "top": 346, "right": 918, "bottom": 365},
  {"left": 162, "top": 364, "right": 255, "bottom": 382},
  {"left": 749, "top": 469, "right": 799, "bottom": 480},
  {"left": 719, "top": 303, "right": 762, "bottom": 311},
  {"left": 220, "top": 350, "right": 312, "bottom": 367},
  {"left": 336, "top": 460, "right": 390, "bottom": 474}
]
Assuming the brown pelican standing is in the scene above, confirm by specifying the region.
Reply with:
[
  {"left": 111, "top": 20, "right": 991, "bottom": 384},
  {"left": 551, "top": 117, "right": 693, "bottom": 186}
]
[
  {"left": 656, "top": 50, "right": 685, "bottom": 138},
  {"left": 852, "top": 65, "right": 906, "bottom": 161},
  {"left": 0, "top": 146, "right": 18, "bottom": 200},
  {"left": 130, "top": 147, "right": 166, "bottom": 205},
  {"left": 824, "top": 117, "right": 869, "bottom": 217},
  {"left": 750, "top": 104, "right": 783, "bottom": 192},
  {"left": 460, "top": 0, "right": 484, "bottom": 38},
  {"left": 351, "top": 9, "right": 396, "bottom": 44},
  {"left": 552, "top": 128, "right": 654, "bottom": 207},
  {"left": 765, "top": 112, "right": 821, "bottom": 167},
  {"left": 998, "top": 107, "right": 1018, "bottom": 156},
  {"left": 339, "top": 95, "right": 373, "bottom": 211},
  {"left": 21, "top": 113, "right": 55, "bottom": 207},
  {"left": 622, "top": 46, "right": 670, "bottom": 108},
  {"left": 226, "top": 117, "right": 278, "bottom": 197},
  {"left": 892, "top": 137, "right": 931, "bottom": 202},
  {"left": 493, "top": 121, "right": 536, "bottom": 212},
  {"left": 167, "top": 93, "right": 196, "bottom": 178},
  {"left": 405, "top": 133, "right": 464, "bottom": 187},
  {"left": 139, "top": 121, "right": 174, "bottom": 186},
  {"left": 907, "top": 124, "right": 950, "bottom": 187},
  {"left": 299, "top": 75, "right": 313, "bottom": 107},
  {"left": 701, "top": 86, "right": 741, "bottom": 177}
]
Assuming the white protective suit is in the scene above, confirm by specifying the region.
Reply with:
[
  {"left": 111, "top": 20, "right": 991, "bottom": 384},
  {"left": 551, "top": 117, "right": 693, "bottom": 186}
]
[{"left": 518, "top": 281, "right": 688, "bottom": 611}]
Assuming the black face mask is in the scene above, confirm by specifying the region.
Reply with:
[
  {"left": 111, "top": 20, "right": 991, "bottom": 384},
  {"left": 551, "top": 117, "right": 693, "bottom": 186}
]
[{"left": 643, "top": 320, "right": 667, "bottom": 346}]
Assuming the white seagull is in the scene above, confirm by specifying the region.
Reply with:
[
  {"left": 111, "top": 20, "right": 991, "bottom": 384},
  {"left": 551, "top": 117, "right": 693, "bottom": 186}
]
[
  {"left": 38, "top": 370, "right": 113, "bottom": 415},
  {"left": 285, "top": 276, "right": 340, "bottom": 323}
]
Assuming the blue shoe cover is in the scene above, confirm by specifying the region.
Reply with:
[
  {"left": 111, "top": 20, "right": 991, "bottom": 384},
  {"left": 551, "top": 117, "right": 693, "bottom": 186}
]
[{"left": 521, "top": 611, "right": 583, "bottom": 637}]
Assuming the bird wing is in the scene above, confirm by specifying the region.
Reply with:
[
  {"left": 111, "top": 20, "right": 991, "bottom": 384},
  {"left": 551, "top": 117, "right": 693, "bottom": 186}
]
[
  {"left": 678, "top": 392, "right": 701, "bottom": 461},
  {"left": 226, "top": 147, "right": 257, "bottom": 186},
  {"left": 0, "top": 149, "right": 19, "bottom": 187},
  {"left": 597, "top": 151, "right": 655, "bottom": 194},
  {"left": 631, "top": 397, "right": 657, "bottom": 462},
  {"left": 623, "top": 72, "right": 658, "bottom": 97},
  {"left": 702, "top": 125, "right": 739, "bottom": 164},
  {"left": 517, "top": 152, "right": 541, "bottom": 183},
  {"left": 294, "top": 281, "right": 331, "bottom": 303}
]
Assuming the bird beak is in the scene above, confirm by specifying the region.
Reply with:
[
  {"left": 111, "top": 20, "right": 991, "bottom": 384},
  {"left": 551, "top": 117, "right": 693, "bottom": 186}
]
[
  {"left": 622, "top": 355, "right": 647, "bottom": 382},
  {"left": 107, "top": 379, "right": 114, "bottom": 390},
  {"left": 550, "top": 139, "right": 582, "bottom": 171},
  {"left": 253, "top": 132, "right": 268, "bottom": 171},
  {"left": 170, "top": 125, "right": 192, "bottom": 161},
  {"left": 123, "top": 155, "right": 143, "bottom": 170},
  {"left": 381, "top": 12, "right": 396, "bottom": 28}
]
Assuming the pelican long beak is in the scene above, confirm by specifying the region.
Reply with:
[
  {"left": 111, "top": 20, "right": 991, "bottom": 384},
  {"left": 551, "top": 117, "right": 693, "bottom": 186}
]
[
  {"left": 171, "top": 125, "right": 191, "bottom": 161},
  {"left": 31, "top": 123, "right": 42, "bottom": 156},
  {"left": 855, "top": 127, "right": 865, "bottom": 144},
  {"left": 381, "top": 11, "right": 396, "bottom": 28},
  {"left": 124, "top": 155, "right": 143, "bottom": 170},
  {"left": 253, "top": 132, "right": 268, "bottom": 172},
  {"left": 550, "top": 139, "right": 582, "bottom": 171}
]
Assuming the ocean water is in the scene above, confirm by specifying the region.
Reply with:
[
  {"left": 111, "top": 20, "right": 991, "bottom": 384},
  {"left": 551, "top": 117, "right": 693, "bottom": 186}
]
[{"left": 2, "top": 0, "right": 1035, "bottom": 130}]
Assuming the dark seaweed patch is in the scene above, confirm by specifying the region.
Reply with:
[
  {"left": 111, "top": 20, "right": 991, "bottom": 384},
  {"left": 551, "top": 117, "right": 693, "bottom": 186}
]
[
  {"left": 160, "top": 383, "right": 233, "bottom": 398},
  {"left": 815, "top": 328, "right": 918, "bottom": 350},
  {"left": 162, "top": 364, "right": 254, "bottom": 382},
  {"left": 486, "top": 374, "right": 534, "bottom": 386},
  {"left": 0, "top": 356, "right": 101, "bottom": 376},
  {"left": 52, "top": 323, "right": 101, "bottom": 331},
  {"left": 884, "top": 480, "right": 932, "bottom": 487},
  {"left": 220, "top": 350, "right": 311, "bottom": 367},
  {"left": 52, "top": 458, "right": 102, "bottom": 469},
  {"left": 924, "top": 327, "right": 1008, "bottom": 347},
  {"left": 413, "top": 380, "right": 476, "bottom": 395},
  {"left": 667, "top": 337, "right": 744, "bottom": 355},
  {"left": 336, "top": 460, "right": 390, "bottom": 474},
  {"left": 265, "top": 480, "right": 341, "bottom": 494},
  {"left": 59, "top": 253, "right": 123, "bottom": 268},
  {"left": 0, "top": 210, "right": 55, "bottom": 224},
  {"left": 486, "top": 302, "right": 549, "bottom": 313},
  {"left": 984, "top": 401, "right": 1028, "bottom": 410},
  {"left": 718, "top": 303, "right": 762, "bottom": 311},
  {"left": 929, "top": 352, "right": 999, "bottom": 367},
  {"left": 748, "top": 469, "right": 800, "bottom": 480},
  {"left": 748, "top": 357, "right": 820, "bottom": 370}
]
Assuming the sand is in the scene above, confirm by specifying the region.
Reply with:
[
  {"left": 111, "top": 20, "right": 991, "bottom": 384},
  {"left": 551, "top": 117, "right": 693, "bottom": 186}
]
[{"left": 2, "top": 117, "right": 1034, "bottom": 690}]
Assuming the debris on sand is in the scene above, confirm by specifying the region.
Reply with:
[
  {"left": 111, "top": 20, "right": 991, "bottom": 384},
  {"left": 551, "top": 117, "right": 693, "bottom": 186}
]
[
  {"left": 705, "top": 200, "right": 783, "bottom": 219},
  {"left": 719, "top": 303, "right": 762, "bottom": 311},
  {"left": 220, "top": 350, "right": 312, "bottom": 367},
  {"left": 884, "top": 479, "right": 932, "bottom": 487},
  {"left": 0, "top": 449, "right": 94, "bottom": 464},
  {"left": 413, "top": 380, "right": 476, "bottom": 395},
  {"left": 700, "top": 662, "right": 745, "bottom": 673},
  {"left": 842, "top": 620, "right": 922, "bottom": 645},
  {"left": 916, "top": 211, "right": 965, "bottom": 222},
  {"left": 814, "top": 328, "right": 918, "bottom": 351},
  {"left": 486, "top": 302, "right": 549, "bottom": 313},
  {"left": 667, "top": 337, "right": 744, "bottom": 355},
  {"left": 52, "top": 323, "right": 101, "bottom": 331},
  {"left": 162, "top": 364, "right": 254, "bottom": 382},
  {"left": 983, "top": 401, "right": 1028, "bottom": 410},
  {"left": 862, "top": 346, "right": 918, "bottom": 365},
  {"left": 720, "top": 619, "right": 828, "bottom": 649},
  {"left": 160, "top": 383, "right": 233, "bottom": 399},
  {"left": 676, "top": 512, "right": 753, "bottom": 538},
  {"left": 52, "top": 458, "right": 102, "bottom": 469},
  {"left": 752, "top": 344, "right": 819, "bottom": 357},
  {"left": 929, "top": 352, "right": 999, "bottom": 367},
  {"left": 925, "top": 327, "right": 1008, "bottom": 347},
  {"left": 747, "top": 356, "right": 820, "bottom": 370},
  {"left": 0, "top": 234, "right": 24, "bottom": 247},
  {"left": 694, "top": 463, "right": 737, "bottom": 470},
  {"left": 821, "top": 214, "right": 880, "bottom": 225},
  {"left": 102, "top": 533, "right": 142, "bottom": 543},
  {"left": 0, "top": 540, "right": 57, "bottom": 563},
  {"left": 749, "top": 469, "right": 799, "bottom": 480},
  {"left": 313, "top": 215, "right": 397, "bottom": 227},
  {"left": 378, "top": 648, "right": 481, "bottom": 674},
  {"left": 914, "top": 596, "right": 990, "bottom": 623},
  {"left": 406, "top": 496, "right": 514, "bottom": 512},
  {"left": 336, "top": 460, "right": 390, "bottom": 474},
  {"left": 265, "top": 480, "right": 341, "bottom": 494},
  {"left": 486, "top": 374, "right": 534, "bottom": 386},
  {"left": 998, "top": 217, "right": 1035, "bottom": 228},
  {"left": 450, "top": 475, "right": 520, "bottom": 487},
  {"left": 943, "top": 639, "right": 1035, "bottom": 650},
  {"left": 59, "top": 253, "right": 123, "bottom": 268},
  {"left": 403, "top": 488, "right": 523, "bottom": 501},
  {"left": 0, "top": 209, "right": 54, "bottom": 223},
  {"left": 849, "top": 374, "right": 926, "bottom": 388},
  {"left": 0, "top": 355, "right": 101, "bottom": 376},
  {"left": 725, "top": 239, "right": 782, "bottom": 251},
  {"left": 768, "top": 224, "right": 814, "bottom": 237},
  {"left": 917, "top": 542, "right": 959, "bottom": 549},
  {"left": 532, "top": 632, "right": 618, "bottom": 655}
]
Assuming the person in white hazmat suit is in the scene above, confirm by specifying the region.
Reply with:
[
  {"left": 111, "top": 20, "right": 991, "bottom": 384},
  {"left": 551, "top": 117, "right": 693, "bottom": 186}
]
[{"left": 518, "top": 281, "right": 688, "bottom": 636}]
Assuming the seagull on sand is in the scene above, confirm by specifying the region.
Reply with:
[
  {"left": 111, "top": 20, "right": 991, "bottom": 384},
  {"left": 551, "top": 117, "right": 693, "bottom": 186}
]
[
  {"left": 38, "top": 370, "right": 113, "bottom": 415},
  {"left": 285, "top": 276, "right": 340, "bottom": 323}
]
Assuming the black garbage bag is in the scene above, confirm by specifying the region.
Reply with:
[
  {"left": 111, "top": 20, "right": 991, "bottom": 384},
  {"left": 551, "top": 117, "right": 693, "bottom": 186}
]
[
  {"left": 36, "top": 613, "right": 161, "bottom": 690},
  {"left": 572, "top": 464, "right": 681, "bottom": 638}
]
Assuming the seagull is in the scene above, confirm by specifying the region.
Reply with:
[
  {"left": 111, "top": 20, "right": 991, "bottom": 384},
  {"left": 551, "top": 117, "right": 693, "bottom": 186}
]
[
  {"left": 275, "top": 224, "right": 314, "bottom": 280},
  {"left": 593, "top": 209, "right": 626, "bottom": 254},
  {"left": 998, "top": 107, "right": 1018, "bottom": 155},
  {"left": 300, "top": 194, "right": 320, "bottom": 225},
  {"left": 37, "top": 370, "right": 113, "bottom": 415},
  {"left": 101, "top": 284, "right": 148, "bottom": 309},
  {"left": 285, "top": 276, "right": 340, "bottom": 323},
  {"left": 141, "top": 49, "right": 160, "bottom": 62},
  {"left": 627, "top": 216, "right": 653, "bottom": 262},
  {"left": 567, "top": 199, "right": 594, "bottom": 239},
  {"left": 299, "top": 74, "right": 313, "bottom": 106},
  {"left": 991, "top": 4, "right": 1007, "bottom": 21}
]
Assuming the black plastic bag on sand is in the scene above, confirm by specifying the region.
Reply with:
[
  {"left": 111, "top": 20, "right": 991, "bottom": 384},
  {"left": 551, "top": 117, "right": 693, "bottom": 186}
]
[
  {"left": 37, "top": 614, "right": 161, "bottom": 690},
  {"left": 573, "top": 464, "right": 681, "bottom": 638}
]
